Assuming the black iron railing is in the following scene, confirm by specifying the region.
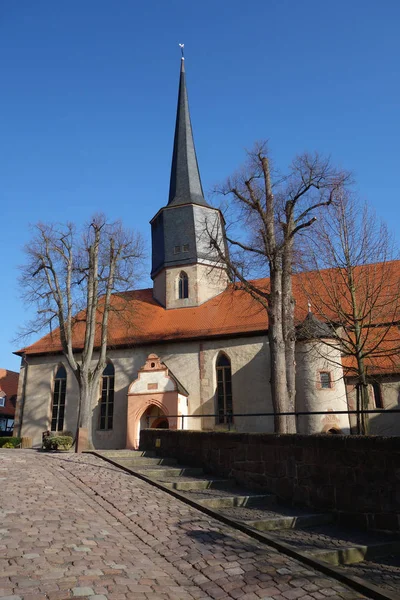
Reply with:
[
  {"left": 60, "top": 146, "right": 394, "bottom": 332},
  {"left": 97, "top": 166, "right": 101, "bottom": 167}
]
[{"left": 145, "top": 408, "right": 400, "bottom": 432}]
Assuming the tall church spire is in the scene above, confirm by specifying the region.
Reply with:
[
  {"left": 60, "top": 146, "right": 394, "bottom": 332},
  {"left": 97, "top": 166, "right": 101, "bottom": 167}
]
[
  {"left": 168, "top": 55, "right": 208, "bottom": 207},
  {"left": 151, "top": 52, "right": 228, "bottom": 308}
]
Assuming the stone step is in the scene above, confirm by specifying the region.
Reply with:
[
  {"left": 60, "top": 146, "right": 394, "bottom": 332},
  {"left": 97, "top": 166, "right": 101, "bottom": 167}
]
[
  {"left": 161, "top": 477, "right": 235, "bottom": 491},
  {"left": 246, "top": 512, "right": 334, "bottom": 531},
  {"left": 134, "top": 466, "right": 205, "bottom": 479},
  {"left": 266, "top": 524, "right": 400, "bottom": 566},
  {"left": 99, "top": 450, "right": 156, "bottom": 459},
  {"left": 113, "top": 456, "right": 178, "bottom": 467},
  {"left": 334, "top": 553, "right": 400, "bottom": 594},
  {"left": 217, "top": 504, "right": 332, "bottom": 528},
  {"left": 195, "top": 494, "right": 275, "bottom": 510},
  {"left": 305, "top": 539, "right": 400, "bottom": 566}
]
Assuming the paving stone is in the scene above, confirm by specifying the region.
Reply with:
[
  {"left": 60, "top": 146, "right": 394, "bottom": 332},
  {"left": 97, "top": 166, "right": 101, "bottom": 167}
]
[{"left": 72, "top": 587, "right": 95, "bottom": 596}]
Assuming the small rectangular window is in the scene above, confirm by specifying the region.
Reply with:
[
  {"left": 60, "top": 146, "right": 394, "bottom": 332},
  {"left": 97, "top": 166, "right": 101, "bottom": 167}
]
[
  {"left": 182, "top": 244, "right": 189, "bottom": 252},
  {"left": 320, "top": 371, "right": 332, "bottom": 389},
  {"left": 174, "top": 246, "right": 181, "bottom": 254},
  {"left": 0, "top": 397, "right": 5, "bottom": 408}
]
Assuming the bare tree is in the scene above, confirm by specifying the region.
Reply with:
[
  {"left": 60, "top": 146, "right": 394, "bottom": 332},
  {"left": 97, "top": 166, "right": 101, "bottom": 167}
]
[
  {"left": 19, "top": 214, "right": 144, "bottom": 448},
  {"left": 209, "top": 143, "right": 348, "bottom": 433},
  {"left": 300, "top": 191, "right": 400, "bottom": 433}
]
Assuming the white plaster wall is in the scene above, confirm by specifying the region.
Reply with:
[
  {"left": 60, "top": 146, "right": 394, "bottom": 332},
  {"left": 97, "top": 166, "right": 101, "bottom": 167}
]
[
  {"left": 129, "top": 370, "right": 175, "bottom": 394},
  {"left": 296, "top": 340, "right": 350, "bottom": 434},
  {"left": 178, "top": 393, "right": 189, "bottom": 429},
  {"left": 18, "top": 334, "right": 273, "bottom": 447},
  {"left": 346, "top": 377, "right": 400, "bottom": 436},
  {"left": 19, "top": 355, "right": 79, "bottom": 446},
  {"left": 200, "top": 336, "right": 274, "bottom": 433}
]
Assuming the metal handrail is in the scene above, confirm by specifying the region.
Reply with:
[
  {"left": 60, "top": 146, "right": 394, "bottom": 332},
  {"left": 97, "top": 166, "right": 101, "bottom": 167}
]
[
  {"left": 145, "top": 408, "right": 400, "bottom": 430},
  {"left": 146, "top": 409, "right": 400, "bottom": 418}
]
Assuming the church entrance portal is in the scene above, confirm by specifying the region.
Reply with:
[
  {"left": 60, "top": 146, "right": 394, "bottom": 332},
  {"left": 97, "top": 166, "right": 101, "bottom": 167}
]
[
  {"left": 140, "top": 404, "right": 169, "bottom": 431},
  {"left": 126, "top": 354, "right": 188, "bottom": 449}
]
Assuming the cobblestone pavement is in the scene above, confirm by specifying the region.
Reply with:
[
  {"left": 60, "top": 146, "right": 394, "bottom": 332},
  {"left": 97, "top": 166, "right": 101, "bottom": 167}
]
[
  {"left": 0, "top": 451, "right": 372, "bottom": 600},
  {"left": 339, "top": 555, "right": 400, "bottom": 594}
]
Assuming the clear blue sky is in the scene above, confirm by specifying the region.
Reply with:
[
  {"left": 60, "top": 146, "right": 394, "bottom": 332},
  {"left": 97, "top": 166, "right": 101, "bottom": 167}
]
[{"left": 2, "top": 0, "right": 400, "bottom": 371}]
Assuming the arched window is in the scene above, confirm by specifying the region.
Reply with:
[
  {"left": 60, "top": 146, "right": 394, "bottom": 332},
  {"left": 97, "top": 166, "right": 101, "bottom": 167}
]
[
  {"left": 216, "top": 354, "right": 233, "bottom": 424},
  {"left": 178, "top": 271, "right": 189, "bottom": 299},
  {"left": 99, "top": 362, "right": 115, "bottom": 430},
  {"left": 51, "top": 365, "right": 67, "bottom": 432}
]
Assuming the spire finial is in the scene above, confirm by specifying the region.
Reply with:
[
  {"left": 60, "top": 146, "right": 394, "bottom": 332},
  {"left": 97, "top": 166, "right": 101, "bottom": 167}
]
[
  {"left": 179, "top": 43, "right": 185, "bottom": 60},
  {"left": 308, "top": 301, "right": 312, "bottom": 313}
]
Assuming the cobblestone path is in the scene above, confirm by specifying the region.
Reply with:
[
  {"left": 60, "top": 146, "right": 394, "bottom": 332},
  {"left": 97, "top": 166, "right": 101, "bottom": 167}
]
[{"left": 0, "top": 451, "right": 371, "bottom": 600}]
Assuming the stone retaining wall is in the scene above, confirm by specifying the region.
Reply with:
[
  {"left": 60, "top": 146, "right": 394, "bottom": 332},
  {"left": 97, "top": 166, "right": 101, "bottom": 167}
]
[{"left": 140, "top": 430, "right": 400, "bottom": 531}]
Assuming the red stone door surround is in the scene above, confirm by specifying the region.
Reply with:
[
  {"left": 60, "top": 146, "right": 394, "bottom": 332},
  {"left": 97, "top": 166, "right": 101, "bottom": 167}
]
[{"left": 126, "top": 354, "right": 186, "bottom": 449}]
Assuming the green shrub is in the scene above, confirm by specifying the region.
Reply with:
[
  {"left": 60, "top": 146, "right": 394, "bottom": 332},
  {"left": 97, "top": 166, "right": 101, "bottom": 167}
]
[
  {"left": 2, "top": 442, "right": 15, "bottom": 448},
  {"left": 61, "top": 430, "right": 74, "bottom": 438},
  {"left": 42, "top": 436, "right": 73, "bottom": 451},
  {"left": 0, "top": 437, "right": 21, "bottom": 448}
]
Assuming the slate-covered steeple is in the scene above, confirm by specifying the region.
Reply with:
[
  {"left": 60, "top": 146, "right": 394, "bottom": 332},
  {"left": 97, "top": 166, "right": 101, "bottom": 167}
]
[
  {"left": 168, "top": 57, "right": 208, "bottom": 207},
  {"left": 151, "top": 54, "right": 228, "bottom": 309}
]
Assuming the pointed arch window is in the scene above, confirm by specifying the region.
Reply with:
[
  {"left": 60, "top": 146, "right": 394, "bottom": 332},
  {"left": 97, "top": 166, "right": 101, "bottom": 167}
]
[
  {"left": 51, "top": 365, "right": 66, "bottom": 432},
  {"left": 178, "top": 271, "right": 189, "bottom": 299},
  {"left": 216, "top": 354, "right": 233, "bottom": 424},
  {"left": 99, "top": 362, "right": 115, "bottom": 430}
]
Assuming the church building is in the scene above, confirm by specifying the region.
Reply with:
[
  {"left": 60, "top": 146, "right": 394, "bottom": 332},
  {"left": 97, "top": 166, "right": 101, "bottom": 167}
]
[{"left": 14, "top": 57, "right": 400, "bottom": 447}]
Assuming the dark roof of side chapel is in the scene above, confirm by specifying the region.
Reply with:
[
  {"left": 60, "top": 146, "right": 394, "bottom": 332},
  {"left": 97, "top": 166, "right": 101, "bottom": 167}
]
[
  {"left": 296, "top": 312, "right": 334, "bottom": 341},
  {"left": 167, "top": 57, "right": 209, "bottom": 208}
]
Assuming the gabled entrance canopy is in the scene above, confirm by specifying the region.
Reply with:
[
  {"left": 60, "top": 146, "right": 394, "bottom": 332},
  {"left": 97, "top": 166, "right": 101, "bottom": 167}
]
[{"left": 126, "top": 354, "right": 188, "bottom": 449}]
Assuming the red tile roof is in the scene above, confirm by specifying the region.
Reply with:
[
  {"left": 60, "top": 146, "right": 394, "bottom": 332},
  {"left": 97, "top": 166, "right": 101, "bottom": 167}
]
[
  {"left": 0, "top": 369, "right": 19, "bottom": 417},
  {"left": 16, "top": 262, "right": 400, "bottom": 376}
]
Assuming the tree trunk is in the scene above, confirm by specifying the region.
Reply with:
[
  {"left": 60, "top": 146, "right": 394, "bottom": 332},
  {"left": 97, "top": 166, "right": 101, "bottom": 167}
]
[
  {"left": 282, "top": 241, "right": 297, "bottom": 433},
  {"left": 269, "top": 267, "right": 289, "bottom": 433},
  {"left": 355, "top": 384, "right": 361, "bottom": 434},
  {"left": 78, "top": 375, "right": 95, "bottom": 449},
  {"left": 356, "top": 354, "right": 370, "bottom": 434}
]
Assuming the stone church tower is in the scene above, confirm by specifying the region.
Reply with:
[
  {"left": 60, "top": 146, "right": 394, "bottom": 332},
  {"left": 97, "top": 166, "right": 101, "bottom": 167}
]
[{"left": 151, "top": 57, "right": 228, "bottom": 309}]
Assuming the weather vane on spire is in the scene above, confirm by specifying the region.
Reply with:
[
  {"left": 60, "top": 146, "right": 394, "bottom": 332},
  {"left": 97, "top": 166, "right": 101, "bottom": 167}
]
[{"left": 179, "top": 43, "right": 185, "bottom": 59}]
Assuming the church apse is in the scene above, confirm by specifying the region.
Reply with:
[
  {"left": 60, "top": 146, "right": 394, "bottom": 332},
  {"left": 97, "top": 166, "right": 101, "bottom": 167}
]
[{"left": 126, "top": 354, "right": 188, "bottom": 449}]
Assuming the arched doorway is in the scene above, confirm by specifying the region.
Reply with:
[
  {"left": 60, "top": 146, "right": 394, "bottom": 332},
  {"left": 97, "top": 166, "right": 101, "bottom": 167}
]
[{"left": 140, "top": 404, "right": 169, "bottom": 432}]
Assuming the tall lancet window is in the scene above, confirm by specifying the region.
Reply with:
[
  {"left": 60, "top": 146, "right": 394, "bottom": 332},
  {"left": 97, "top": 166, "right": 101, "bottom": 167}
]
[
  {"left": 51, "top": 365, "right": 67, "bottom": 432},
  {"left": 216, "top": 354, "right": 233, "bottom": 424},
  {"left": 178, "top": 271, "right": 189, "bottom": 299},
  {"left": 99, "top": 362, "right": 115, "bottom": 430}
]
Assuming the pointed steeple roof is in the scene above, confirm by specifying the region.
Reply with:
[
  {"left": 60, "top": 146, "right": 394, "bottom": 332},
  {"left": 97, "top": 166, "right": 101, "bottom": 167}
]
[
  {"left": 168, "top": 57, "right": 209, "bottom": 207},
  {"left": 296, "top": 312, "right": 334, "bottom": 341}
]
